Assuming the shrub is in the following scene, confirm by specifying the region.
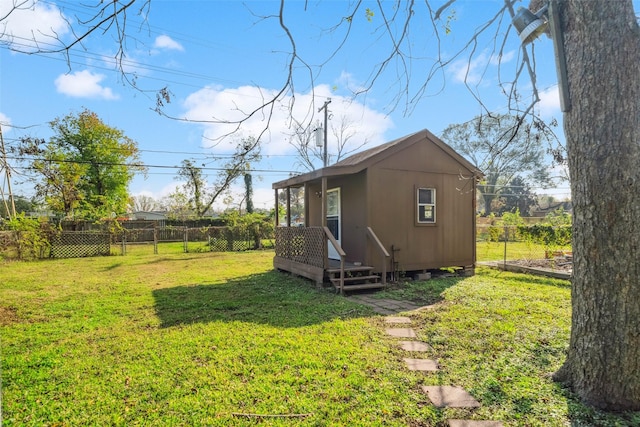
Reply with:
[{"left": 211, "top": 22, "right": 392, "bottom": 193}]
[
  {"left": 1, "top": 215, "right": 57, "bottom": 260},
  {"left": 544, "top": 208, "right": 572, "bottom": 226},
  {"left": 517, "top": 224, "right": 572, "bottom": 247},
  {"left": 214, "top": 212, "right": 274, "bottom": 250}
]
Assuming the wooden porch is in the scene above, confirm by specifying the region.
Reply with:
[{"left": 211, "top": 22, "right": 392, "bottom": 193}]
[{"left": 273, "top": 226, "right": 390, "bottom": 294}]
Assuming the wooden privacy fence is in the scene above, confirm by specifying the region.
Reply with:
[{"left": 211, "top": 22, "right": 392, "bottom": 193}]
[{"left": 50, "top": 231, "right": 111, "bottom": 259}]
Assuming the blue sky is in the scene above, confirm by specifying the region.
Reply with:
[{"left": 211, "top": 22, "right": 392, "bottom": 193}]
[{"left": 0, "top": 0, "right": 583, "bottom": 211}]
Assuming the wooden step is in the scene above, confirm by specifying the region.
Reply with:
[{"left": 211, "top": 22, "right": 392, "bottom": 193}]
[
  {"left": 338, "top": 283, "right": 387, "bottom": 291},
  {"left": 330, "top": 275, "right": 380, "bottom": 284},
  {"left": 326, "top": 266, "right": 374, "bottom": 274}
]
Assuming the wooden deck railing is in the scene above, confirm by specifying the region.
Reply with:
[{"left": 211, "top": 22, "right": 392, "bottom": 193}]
[
  {"left": 274, "top": 226, "right": 325, "bottom": 268},
  {"left": 367, "top": 227, "right": 390, "bottom": 284},
  {"left": 324, "top": 226, "right": 346, "bottom": 294},
  {"left": 275, "top": 225, "right": 388, "bottom": 292}
]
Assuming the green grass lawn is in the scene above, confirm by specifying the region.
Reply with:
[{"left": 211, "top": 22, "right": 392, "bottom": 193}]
[
  {"left": 476, "top": 240, "right": 572, "bottom": 262},
  {"left": 1, "top": 247, "right": 638, "bottom": 426}
]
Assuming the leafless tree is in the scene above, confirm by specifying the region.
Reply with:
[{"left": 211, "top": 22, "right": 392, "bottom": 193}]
[
  {"left": 129, "top": 194, "right": 157, "bottom": 212},
  {"left": 329, "top": 114, "right": 370, "bottom": 165},
  {"left": 286, "top": 114, "right": 372, "bottom": 171},
  {"left": 1, "top": 0, "right": 150, "bottom": 84},
  {"left": 286, "top": 118, "right": 322, "bottom": 172}
]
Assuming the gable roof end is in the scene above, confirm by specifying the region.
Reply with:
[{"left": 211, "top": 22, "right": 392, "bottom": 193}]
[{"left": 272, "top": 129, "right": 482, "bottom": 189}]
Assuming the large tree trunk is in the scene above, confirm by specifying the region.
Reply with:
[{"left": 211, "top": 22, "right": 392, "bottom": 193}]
[{"left": 553, "top": 0, "right": 640, "bottom": 411}]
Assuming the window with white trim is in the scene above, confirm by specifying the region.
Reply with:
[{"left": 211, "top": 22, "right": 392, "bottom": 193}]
[{"left": 417, "top": 188, "right": 436, "bottom": 223}]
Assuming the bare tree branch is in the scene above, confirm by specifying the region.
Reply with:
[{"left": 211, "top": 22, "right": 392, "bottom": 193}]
[{"left": 2, "top": 0, "right": 555, "bottom": 161}]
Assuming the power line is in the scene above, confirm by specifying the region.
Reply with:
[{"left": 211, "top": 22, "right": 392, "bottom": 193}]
[
  {"left": 2, "top": 135, "right": 301, "bottom": 158},
  {"left": 43, "top": 0, "right": 241, "bottom": 53},
  {"left": 4, "top": 154, "right": 297, "bottom": 175},
  {"left": 3, "top": 37, "right": 247, "bottom": 90}
]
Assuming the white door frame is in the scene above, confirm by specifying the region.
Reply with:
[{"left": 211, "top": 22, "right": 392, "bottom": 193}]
[{"left": 326, "top": 187, "right": 341, "bottom": 260}]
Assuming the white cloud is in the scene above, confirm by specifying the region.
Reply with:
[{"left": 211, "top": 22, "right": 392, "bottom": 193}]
[
  {"left": 181, "top": 84, "right": 393, "bottom": 156},
  {"left": 54, "top": 70, "right": 119, "bottom": 100},
  {"left": 335, "top": 71, "right": 366, "bottom": 94},
  {"left": 489, "top": 50, "right": 516, "bottom": 66},
  {"left": 0, "top": 1, "right": 69, "bottom": 51},
  {"left": 451, "top": 50, "right": 516, "bottom": 85},
  {"left": 0, "top": 112, "right": 12, "bottom": 129},
  {"left": 538, "top": 86, "right": 561, "bottom": 119},
  {"left": 451, "top": 53, "right": 488, "bottom": 85},
  {"left": 154, "top": 35, "right": 184, "bottom": 52}
]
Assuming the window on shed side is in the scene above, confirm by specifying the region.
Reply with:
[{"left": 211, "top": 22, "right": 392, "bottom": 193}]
[{"left": 417, "top": 188, "right": 436, "bottom": 223}]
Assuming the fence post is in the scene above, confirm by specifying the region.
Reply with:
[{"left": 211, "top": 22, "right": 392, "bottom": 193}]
[
  {"left": 153, "top": 225, "right": 158, "bottom": 255},
  {"left": 121, "top": 230, "right": 126, "bottom": 255},
  {"left": 49, "top": 231, "right": 54, "bottom": 259},
  {"left": 503, "top": 226, "right": 509, "bottom": 267},
  {"left": 226, "top": 227, "right": 234, "bottom": 251},
  {"left": 183, "top": 227, "right": 188, "bottom": 253}
]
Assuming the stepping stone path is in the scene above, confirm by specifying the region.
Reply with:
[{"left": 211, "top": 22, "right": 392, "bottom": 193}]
[
  {"left": 384, "top": 315, "right": 503, "bottom": 426},
  {"left": 349, "top": 295, "right": 423, "bottom": 315},
  {"left": 384, "top": 316, "right": 412, "bottom": 324},
  {"left": 421, "top": 386, "right": 481, "bottom": 408},
  {"left": 385, "top": 327, "right": 417, "bottom": 338},
  {"left": 404, "top": 358, "right": 439, "bottom": 371},
  {"left": 448, "top": 421, "right": 504, "bottom": 427},
  {"left": 399, "top": 340, "right": 432, "bottom": 352}
]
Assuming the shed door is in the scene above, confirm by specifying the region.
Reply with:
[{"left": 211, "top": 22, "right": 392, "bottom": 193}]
[{"left": 326, "top": 188, "right": 341, "bottom": 260}]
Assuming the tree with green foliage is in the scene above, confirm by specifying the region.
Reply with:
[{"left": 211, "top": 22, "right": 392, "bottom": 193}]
[
  {"left": 176, "top": 159, "right": 208, "bottom": 217},
  {"left": 497, "top": 176, "right": 538, "bottom": 216},
  {"left": 18, "top": 109, "right": 144, "bottom": 219},
  {"left": 176, "top": 136, "right": 261, "bottom": 217},
  {"left": 0, "top": 195, "right": 36, "bottom": 218},
  {"left": 277, "top": 186, "right": 304, "bottom": 225},
  {"left": 440, "top": 114, "right": 555, "bottom": 216},
  {"left": 160, "top": 189, "right": 194, "bottom": 221}
]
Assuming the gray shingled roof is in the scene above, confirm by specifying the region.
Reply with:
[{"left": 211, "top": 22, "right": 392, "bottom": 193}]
[
  {"left": 329, "top": 130, "right": 421, "bottom": 167},
  {"left": 272, "top": 129, "right": 481, "bottom": 189}
]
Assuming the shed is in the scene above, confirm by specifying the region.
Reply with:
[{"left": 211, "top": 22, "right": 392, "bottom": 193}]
[
  {"left": 272, "top": 129, "right": 483, "bottom": 293},
  {"left": 129, "top": 211, "right": 168, "bottom": 221}
]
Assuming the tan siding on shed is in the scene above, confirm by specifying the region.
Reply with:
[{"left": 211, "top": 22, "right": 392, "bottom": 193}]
[
  {"left": 365, "top": 139, "right": 476, "bottom": 271},
  {"left": 274, "top": 129, "right": 480, "bottom": 275}
]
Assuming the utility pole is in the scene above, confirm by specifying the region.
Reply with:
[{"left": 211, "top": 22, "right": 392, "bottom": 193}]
[
  {"left": 0, "top": 124, "right": 16, "bottom": 220},
  {"left": 318, "top": 98, "right": 331, "bottom": 167}
]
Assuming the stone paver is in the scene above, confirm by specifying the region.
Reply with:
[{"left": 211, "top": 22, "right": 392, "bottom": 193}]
[
  {"left": 421, "top": 386, "right": 481, "bottom": 408},
  {"left": 347, "top": 295, "right": 423, "bottom": 314},
  {"left": 384, "top": 316, "right": 412, "bottom": 324},
  {"left": 403, "top": 358, "right": 439, "bottom": 371},
  {"left": 395, "top": 302, "right": 422, "bottom": 310},
  {"left": 448, "top": 421, "right": 503, "bottom": 427},
  {"left": 399, "top": 341, "right": 432, "bottom": 352},
  {"left": 378, "top": 301, "right": 404, "bottom": 309},
  {"left": 385, "top": 328, "right": 417, "bottom": 338},
  {"left": 353, "top": 295, "right": 377, "bottom": 302}
]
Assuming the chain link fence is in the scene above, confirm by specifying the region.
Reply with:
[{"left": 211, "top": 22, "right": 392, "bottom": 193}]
[{"left": 476, "top": 224, "right": 572, "bottom": 274}]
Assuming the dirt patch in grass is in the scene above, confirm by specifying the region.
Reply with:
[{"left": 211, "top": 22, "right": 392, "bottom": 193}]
[
  {"left": 0, "top": 306, "right": 21, "bottom": 326},
  {"left": 507, "top": 256, "right": 573, "bottom": 273}
]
